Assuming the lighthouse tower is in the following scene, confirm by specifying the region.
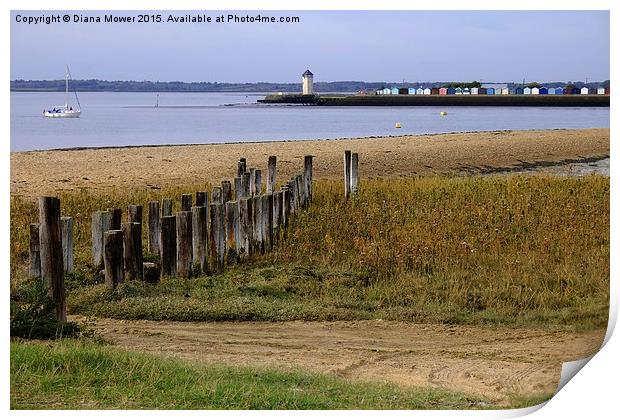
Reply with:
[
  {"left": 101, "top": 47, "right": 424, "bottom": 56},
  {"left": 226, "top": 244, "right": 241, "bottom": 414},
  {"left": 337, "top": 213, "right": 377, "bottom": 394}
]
[{"left": 302, "top": 69, "right": 314, "bottom": 95}]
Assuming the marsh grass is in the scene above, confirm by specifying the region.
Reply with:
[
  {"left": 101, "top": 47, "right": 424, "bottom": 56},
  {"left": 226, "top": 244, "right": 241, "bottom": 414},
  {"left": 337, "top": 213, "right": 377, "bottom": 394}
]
[
  {"left": 10, "top": 339, "right": 493, "bottom": 409},
  {"left": 11, "top": 175, "right": 610, "bottom": 329}
]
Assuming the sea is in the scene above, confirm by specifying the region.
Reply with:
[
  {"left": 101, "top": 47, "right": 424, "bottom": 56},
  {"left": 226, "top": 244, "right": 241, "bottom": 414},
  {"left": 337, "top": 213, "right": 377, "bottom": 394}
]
[{"left": 10, "top": 91, "right": 610, "bottom": 152}]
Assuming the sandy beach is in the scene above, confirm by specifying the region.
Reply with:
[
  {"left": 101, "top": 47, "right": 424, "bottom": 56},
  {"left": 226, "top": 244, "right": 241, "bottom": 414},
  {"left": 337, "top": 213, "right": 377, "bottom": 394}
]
[{"left": 10, "top": 128, "right": 609, "bottom": 197}]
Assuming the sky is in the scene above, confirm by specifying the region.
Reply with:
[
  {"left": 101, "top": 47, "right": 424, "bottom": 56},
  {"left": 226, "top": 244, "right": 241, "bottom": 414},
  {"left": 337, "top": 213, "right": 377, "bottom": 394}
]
[{"left": 10, "top": 10, "right": 610, "bottom": 83}]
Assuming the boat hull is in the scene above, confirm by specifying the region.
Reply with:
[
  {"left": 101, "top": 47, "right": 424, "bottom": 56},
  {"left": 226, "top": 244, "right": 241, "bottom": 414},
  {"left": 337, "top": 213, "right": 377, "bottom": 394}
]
[{"left": 44, "top": 110, "right": 81, "bottom": 118}]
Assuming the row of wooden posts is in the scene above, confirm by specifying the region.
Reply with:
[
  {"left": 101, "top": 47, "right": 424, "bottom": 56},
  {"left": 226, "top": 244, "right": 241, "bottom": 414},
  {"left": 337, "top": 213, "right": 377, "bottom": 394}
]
[
  {"left": 89, "top": 155, "right": 314, "bottom": 289},
  {"left": 29, "top": 151, "right": 360, "bottom": 322}
]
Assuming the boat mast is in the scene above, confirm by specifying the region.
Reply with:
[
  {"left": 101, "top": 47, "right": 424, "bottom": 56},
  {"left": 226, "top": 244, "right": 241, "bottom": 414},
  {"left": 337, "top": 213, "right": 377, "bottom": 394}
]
[{"left": 65, "top": 65, "right": 69, "bottom": 109}]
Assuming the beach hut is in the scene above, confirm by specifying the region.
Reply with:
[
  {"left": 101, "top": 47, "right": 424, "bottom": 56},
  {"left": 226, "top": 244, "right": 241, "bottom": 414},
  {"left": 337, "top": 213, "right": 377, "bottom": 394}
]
[
  {"left": 471, "top": 87, "right": 479, "bottom": 95},
  {"left": 416, "top": 87, "right": 424, "bottom": 95},
  {"left": 571, "top": 87, "right": 580, "bottom": 95},
  {"left": 580, "top": 87, "right": 589, "bottom": 95},
  {"left": 523, "top": 87, "right": 531, "bottom": 95},
  {"left": 447, "top": 87, "right": 456, "bottom": 95},
  {"left": 391, "top": 87, "right": 399, "bottom": 95},
  {"left": 398, "top": 88, "right": 408, "bottom": 95},
  {"left": 605, "top": 87, "right": 610, "bottom": 95},
  {"left": 439, "top": 87, "right": 448, "bottom": 95},
  {"left": 486, "top": 88, "right": 495, "bottom": 95},
  {"left": 455, "top": 87, "right": 463, "bottom": 95},
  {"left": 589, "top": 88, "right": 597, "bottom": 95},
  {"left": 548, "top": 88, "right": 556, "bottom": 95},
  {"left": 431, "top": 87, "right": 440, "bottom": 95},
  {"left": 376, "top": 89, "right": 383, "bottom": 95},
  {"left": 478, "top": 88, "right": 487, "bottom": 95},
  {"left": 382, "top": 88, "right": 391, "bottom": 95},
  {"left": 597, "top": 87, "right": 605, "bottom": 95},
  {"left": 501, "top": 88, "right": 509, "bottom": 95},
  {"left": 556, "top": 87, "right": 564, "bottom": 95},
  {"left": 423, "top": 88, "right": 431, "bottom": 95},
  {"left": 408, "top": 87, "right": 416, "bottom": 95},
  {"left": 515, "top": 87, "right": 524, "bottom": 95},
  {"left": 495, "top": 88, "right": 502, "bottom": 95},
  {"left": 462, "top": 88, "right": 470, "bottom": 95},
  {"left": 508, "top": 88, "right": 516, "bottom": 95},
  {"left": 539, "top": 87, "right": 548, "bottom": 95},
  {"left": 531, "top": 87, "right": 540, "bottom": 95}
]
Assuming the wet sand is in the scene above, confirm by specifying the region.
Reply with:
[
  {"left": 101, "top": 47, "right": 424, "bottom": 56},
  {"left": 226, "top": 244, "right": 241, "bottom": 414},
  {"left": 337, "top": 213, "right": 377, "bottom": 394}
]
[{"left": 11, "top": 128, "right": 609, "bottom": 197}]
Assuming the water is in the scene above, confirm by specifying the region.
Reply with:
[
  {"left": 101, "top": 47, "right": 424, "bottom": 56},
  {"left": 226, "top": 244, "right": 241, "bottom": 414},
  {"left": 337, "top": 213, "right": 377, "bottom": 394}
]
[{"left": 11, "top": 92, "right": 610, "bottom": 152}]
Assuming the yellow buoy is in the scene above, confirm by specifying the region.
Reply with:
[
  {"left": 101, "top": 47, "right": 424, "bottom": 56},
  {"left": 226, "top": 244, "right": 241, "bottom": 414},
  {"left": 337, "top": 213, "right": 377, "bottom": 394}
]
[
  {"left": 440, "top": 111, "right": 448, "bottom": 116},
  {"left": 395, "top": 122, "right": 402, "bottom": 128}
]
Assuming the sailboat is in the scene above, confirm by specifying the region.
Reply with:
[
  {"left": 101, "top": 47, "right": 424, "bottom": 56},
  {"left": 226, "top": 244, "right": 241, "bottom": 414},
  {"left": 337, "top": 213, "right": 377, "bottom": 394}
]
[{"left": 43, "top": 66, "right": 81, "bottom": 118}]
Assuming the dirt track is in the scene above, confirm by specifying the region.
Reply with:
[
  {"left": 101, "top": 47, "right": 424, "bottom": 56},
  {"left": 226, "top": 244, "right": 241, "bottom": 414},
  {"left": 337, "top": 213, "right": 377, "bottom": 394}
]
[
  {"left": 86, "top": 317, "right": 605, "bottom": 405},
  {"left": 11, "top": 128, "right": 609, "bottom": 197}
]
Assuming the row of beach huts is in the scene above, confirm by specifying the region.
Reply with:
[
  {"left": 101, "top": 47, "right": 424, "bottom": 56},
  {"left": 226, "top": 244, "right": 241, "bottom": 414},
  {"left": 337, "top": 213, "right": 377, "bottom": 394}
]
[{"left": 376, "top": 86, "right": 610, "bottom": 96}]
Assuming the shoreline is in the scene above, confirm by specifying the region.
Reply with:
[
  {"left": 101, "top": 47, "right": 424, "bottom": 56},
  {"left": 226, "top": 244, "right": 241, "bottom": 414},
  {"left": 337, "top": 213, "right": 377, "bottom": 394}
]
[
  {"left": 11, "top": 128, "right": 610, "bottom": 198},
  {"left": 11, "top": 127, "right": 607, "bottom": 154}
]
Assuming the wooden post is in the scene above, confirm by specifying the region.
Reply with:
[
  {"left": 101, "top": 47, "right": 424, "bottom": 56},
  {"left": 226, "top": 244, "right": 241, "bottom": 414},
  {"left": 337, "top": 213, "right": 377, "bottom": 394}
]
[
  {"left": 196, "top": 191, "right": 208, "bottom": 207},
  {"left": 238, "top": 197, "right": 252, "bottom": 257},
  {"left": 103, "top": 230, "right": 123, "bottom": 290},
  {"left": 273, "top": 191, "right": 282, "bottom": 242},
  {"left": 238, "top": 158, "right": 247, "bottom": 177},
  {"left": 122, "top": 222, "right": 143, "bottom": 281},
  {"left": 350, "top": 152, "right": 359, "bottom": 195},
  {"left": 29, "top": 223, "right": 41, "bottom": 278},
  {"left": 181, "top": 194, "right": 193, "bottom": 212},
  {"left": 225, "top": 201, "right": 239, "bottom": 263},
  {"left": 242, "top": 172, "right": 251, "bottom": 197},
  {"left": 107, "top": 208, "right": 122, "bottom": 230},
  {"left": 295, "top": 175, "right": 304, "bottom": 209},
  {"left": 162, "top": 198, "right": 173, "bottom": 217},
  {"left": 281, "top": 187, "right": 290, "bottom": 232},
  {"left": 249, "top": 168, "right": 257, "bottom": 196},
  {"left": 234, "top": 177, "right": 243, "bottom": 200},
  {"left": 191, "top": 206, "right": 208, "bottom": 274},
  {"left": 212, "top": 186, "right": 223, "bottom": 205},
  {"left": 262, "top": 194, "right": 273, "bottom": 252},
  {"left": 255, "top": 170, "right": 262, "bottom": 195},
  {"left": 176, "top": 211, "right": 193, "bottom": 278},
  {"left": 128, "top": 205, "right": 143, "bottom": 224},
  {"left": 304, "top": 155, "right": 313, "bottom": 203},
  {"left": 160, "top": 216, "right": 176, "bottom": 278},
  {"left": 148, "top": 201, "right": 161, "bottom": 255},
  {"left": 344, "top": 150, "right": 352, "bottom": 199},
  {"left": 61, "top": 217, "right": 73, "bottom": 273},
  {"left": 267, "top": 156, "right": 277, "bottom": 194},
  {"left": 252, "top": 195, "right": 263, "bottom": 253},
  {"left": 222, "top": 180, "right": 232, "bottom": 203},
  {"left": 91, "top": 210, "right": 111, "bottom": 269},
  {"left": 38, "top": 197, "right": 65, "bottom": 321},
  {"left": 209, "top": 203, "right": 225, "bottom": 273}
]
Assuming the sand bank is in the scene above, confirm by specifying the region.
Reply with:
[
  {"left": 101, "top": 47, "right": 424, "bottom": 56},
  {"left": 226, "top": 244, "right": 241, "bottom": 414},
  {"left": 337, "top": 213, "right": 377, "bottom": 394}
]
[{"left": 11, "top": 128, "right": 609, "bottom": 197}]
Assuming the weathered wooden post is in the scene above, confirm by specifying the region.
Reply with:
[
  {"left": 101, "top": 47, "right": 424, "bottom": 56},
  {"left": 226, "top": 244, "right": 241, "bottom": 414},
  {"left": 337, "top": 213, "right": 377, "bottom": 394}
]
[
  {"left": 176, "top": 211, "right": 193, "bottom": 278},
  {"left": 160, "top": 216, "right": 176, "bottom": 277},
  {"left": 122, "top": 222, "right": 143, "bottom": 281},
  {"left": 162, "top": 198, "right": 173, "bottom": 217},
  {"left": 234, "top": 177, "right": 243, "bottom": 200},
  {"left": 252, "top": 195, "right": 263, "bottom": 253},
  {"left": 267, "top": 156, "right": 277, "bottom": 194},
  {"left": 212, "top": 186, "right": 223, "bottom": 205},
  {"left": 344, "top": 150, "right": 352, "bottom": 199},
  {"left": 196, "top": 191, "right": 208, "bottom": 207},
  {"left": 222, "top": 181, "right": 232, "bottom": 203},
  {"left": 148, "top": 201, "right": 161, "bottom": 255},
  {"left": 38, "top": 197, "right": 65, "bottom": 321},
  {"left": 209, "top": 203, "right": 225, "bottom": 273},
  {"left": 281, "top": 187, "right": 290, "bottom": 232},
  {"left": 262, "top": 194, "right": 273, "bottom": 252},
  {"left": 273, "top": 191, "right": 282, "bottom": 242},
  {"left": 238, "top": 158, "right": 247, "bottom": 177},
  {"left": 61, "top": 217, "right": 73, "bottom": 273},
  {"left": 103, "top": 230, "right": 123, "bottom": 290},
  {"left": 242, "top": 172, "right": 251, "bottom": 197},
  {"left": 238, "top": 197, "right": 252, "bottom": 257},
  {"left": 295, "top": 175, "right": 304, "bottom": 209},
  {"left": 225, "top": 201, "right": 239, "bottom": 263},
  {"left": 249, "top": 168, "right": 257, "bottom": 196},
  {"left": 181, "top": 194, "right": 193, "bottom": 212},
  {"left": 128, "top": 205, "right": 143, "bottom": 224},
  {"left": 191, "top": 206, "right": 208, "bottom": 274},
  {"left": 304, "top": 155, "right": 313, "bottom": 203},
  {"left": 29, "top": 223, "right": 41, "bottom": 278},
  {"left": 91, "top": 210, "right": 111, "bottom": 269},
  {"left": 107, "top": 208, "right": 122, "bottom": 230},
  {"left": 350, "top": 152, "right": 359, "bottom": 195}
]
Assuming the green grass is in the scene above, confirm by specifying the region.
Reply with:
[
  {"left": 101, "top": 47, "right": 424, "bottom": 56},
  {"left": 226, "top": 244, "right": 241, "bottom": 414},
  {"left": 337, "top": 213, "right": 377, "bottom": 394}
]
[
  {"left": 10, "top": 339, "right": 492, "bottom": 409},
  {"left": 12, "top": 175, "right": 610, "bottom": 329}
]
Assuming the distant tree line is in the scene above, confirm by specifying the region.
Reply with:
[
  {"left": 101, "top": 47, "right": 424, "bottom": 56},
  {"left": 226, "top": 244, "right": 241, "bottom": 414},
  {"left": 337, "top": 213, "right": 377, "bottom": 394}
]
[{"left": 10, "top": 79, "right": 610, "bottom": 93}]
